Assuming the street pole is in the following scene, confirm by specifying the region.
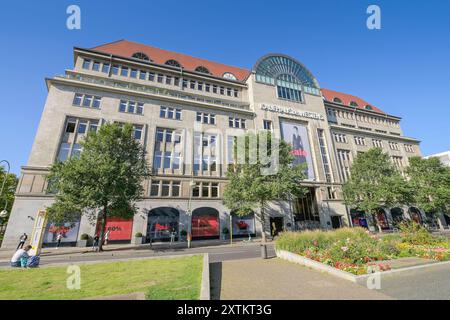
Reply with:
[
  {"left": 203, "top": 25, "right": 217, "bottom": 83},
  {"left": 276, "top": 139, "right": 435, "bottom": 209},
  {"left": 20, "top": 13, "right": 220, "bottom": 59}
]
[
  {"left": 187, "top": 180, "right": 195, "bottom": 249},
  {"left": 0, "top": 160, "right": 11, "bottom": 200},
  {"left": 229, "top": 214, "right": 233, "bottom": 245}
]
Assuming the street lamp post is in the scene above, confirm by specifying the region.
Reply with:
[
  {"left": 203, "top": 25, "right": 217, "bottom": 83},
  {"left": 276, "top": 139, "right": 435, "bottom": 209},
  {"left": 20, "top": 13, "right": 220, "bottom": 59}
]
[{"left": 187, "top": 180, "right": 195, "bottom": 249}]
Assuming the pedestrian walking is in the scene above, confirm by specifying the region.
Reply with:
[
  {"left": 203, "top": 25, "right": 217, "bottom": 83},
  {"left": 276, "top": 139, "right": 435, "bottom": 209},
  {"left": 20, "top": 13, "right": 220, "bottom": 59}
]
[
  {"left": 16, "top": 233, "right": 28, "bottom": 250},
  {"left": 104, "top": 230, "right": 110, "bottom": 246},
  {"left": 92, "top": 234, "right": 99, "bottom": 251},
  {"left": 56, "top": 233, "right": 62, "bottom": 249}
]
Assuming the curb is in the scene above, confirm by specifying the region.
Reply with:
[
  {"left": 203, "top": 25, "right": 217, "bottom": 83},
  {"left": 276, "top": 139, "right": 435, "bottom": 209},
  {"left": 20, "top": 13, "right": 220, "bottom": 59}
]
[
  {"left": 276, "top": 250, "right": 450, "bottom": 283},
  {"left": 200, "top": 253, "right": 210, "bottom": 300}
]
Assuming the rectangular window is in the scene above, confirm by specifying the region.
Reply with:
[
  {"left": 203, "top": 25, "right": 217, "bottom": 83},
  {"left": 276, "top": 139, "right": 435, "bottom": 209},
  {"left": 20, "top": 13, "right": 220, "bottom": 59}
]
[
  {"left": 227, "top": 88, "right": 232, "bottom": 96},
  {"left": 211, "top": 183, "right": 219, "bottom": 198},
  {"left": 92, "top": 61, "right": 100, "bottom": 71},
  {"left": 157, "top": 74, "right": 164, "bottom": 83},
  {"left": 182, "top": 79, "right": 188, "bottom": 88},
  {"left": 233, "top": 89, "right": 239, "bottom": 98},
  {"left": 172, "top": 181, "right": 180, "bottom": 197},
  {"left": 82, "top": 59, "right": 91, "bottom": 70},
  {"left": 190, "top": 80, "right": 196, "bottom": 89},
  {"left": 136, "top": 103, "right": 144, "bottom": 115},
  {"left": 82, "top": 95, "right": 93, "bottom": 107},
  {"left": 73, "top": 93, "right": 83, "bottom": 106},
  {"left": 102, "top": 63, "right": 110, "bottom": 74},
  {"left": 205, "top": 84, "right": 210, "bottom": 92},
  {"left": 196, "top": 112, "right": 216, "bottom": 125},
  {"left": 121, "top": 67, "right": 129, "bottom": 77},
  {"left": 174, "top": 77, "right": 180, "bottom": 86},
  {"left": 92, "top": 97, "right": 101, "bottom": 109},
  {"left": 160, "top": 106, "right": 182, "bottom": 120},
  {"left": 148, "top": 72, "right": 155, "bottom": 81},
  {"left": 119, "top": 100, "right": 127, "bottom": 113},
  {"left": 112, "top": 65, "right": 119, "bottom": 75},
  {"left": 66, "top": 120, "right": 76, "bottom": 133},
  {"left": 78, "top": 121, "right": 87, "bottom": 134},
  {"left": 133, "top": 125, "right": 143, "bottom": 140},
  {"left": 198, "top": 82, "right": 203, "bottom": 91},
  {"left": 212, "top": 85, "right": 218, "bottom": 94},
  {"left": 150, "top": 180, "right": 160, "bottom": 196},
  {"left": 263, "top": 120, "right": 272, "bottom": 131},
  {"left": 317, "top": 129, "right": 333, "bottom": 183},
  {"left": 139, "top": 70, "right": 147, "bottom": 80},
  {"left": 127, "top": 102, "right": 136, "bottom": 114},
  {"left": 220, "top": 87, "right": 225, "bottom": 95},
  {"left": 166, "top": 76, "right": 172, "bottom": 85},
  {"left": 130, "top": 69, "right": 138, "bottom": 78},
  {"left": 161, "top": 181, "right": 170, "bottom": 197},
  {"left": 58, "top": 143, "right": 71, "bottom": 162}
]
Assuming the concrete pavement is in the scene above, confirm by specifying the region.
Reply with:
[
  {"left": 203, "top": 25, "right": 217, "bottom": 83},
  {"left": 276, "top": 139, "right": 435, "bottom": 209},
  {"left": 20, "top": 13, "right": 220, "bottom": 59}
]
[{"left": 213, "top": 258, "right": 392, "bottom": 300}]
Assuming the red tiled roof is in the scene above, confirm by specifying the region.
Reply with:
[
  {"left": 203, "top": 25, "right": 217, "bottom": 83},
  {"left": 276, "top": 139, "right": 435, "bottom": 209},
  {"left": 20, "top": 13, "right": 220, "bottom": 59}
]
[
  {"left": 91, "top": 40, "right": 251, "bottom": 82},
  {"left": 321, "top": 88, "right": 385, "bottom": 114}
]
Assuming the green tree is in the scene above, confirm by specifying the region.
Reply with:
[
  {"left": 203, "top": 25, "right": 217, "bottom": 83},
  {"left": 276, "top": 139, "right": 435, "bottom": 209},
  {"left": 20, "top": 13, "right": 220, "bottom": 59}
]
[
  {"left": 223, "top": 131, "right": 308, "bottom": 243},
  {"left": 406, "top": 156, "right": 450, "bottom": 217},
  {"left": 0, "top": 167, "right": 18, "bottom": 225},
  {"left": 343, "top": 148, "right": 413, "bottom": 231},
  {"left": 47, "top": 123, "right": 150, "bottom": 251}
]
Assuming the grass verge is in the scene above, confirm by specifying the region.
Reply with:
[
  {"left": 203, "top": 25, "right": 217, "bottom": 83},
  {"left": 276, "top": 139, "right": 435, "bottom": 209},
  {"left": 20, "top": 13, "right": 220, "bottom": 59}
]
[{"left": 0, "top": 255, "right": 203, "bottom": 300}]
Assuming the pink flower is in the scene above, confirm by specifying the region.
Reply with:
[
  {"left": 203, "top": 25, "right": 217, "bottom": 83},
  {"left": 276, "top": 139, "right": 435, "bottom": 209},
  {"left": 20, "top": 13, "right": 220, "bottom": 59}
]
[{"left": 341, "top": 246, "right": 349, "bottom": 252}]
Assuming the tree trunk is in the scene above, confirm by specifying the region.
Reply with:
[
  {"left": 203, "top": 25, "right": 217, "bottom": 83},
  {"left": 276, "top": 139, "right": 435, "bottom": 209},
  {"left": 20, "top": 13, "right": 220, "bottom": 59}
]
[
  {"left": 98, "top": 207, "right": 107, "bottom": 252},
  {"left": 260, "top": 200, "right": 266, "bottom": 244}
]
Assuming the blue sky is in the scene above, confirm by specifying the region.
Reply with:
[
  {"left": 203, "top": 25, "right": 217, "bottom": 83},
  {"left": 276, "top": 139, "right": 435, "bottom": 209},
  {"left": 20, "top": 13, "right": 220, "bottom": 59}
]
[{"left": 0, "top": 0, "right": 449, "bottom": 174}]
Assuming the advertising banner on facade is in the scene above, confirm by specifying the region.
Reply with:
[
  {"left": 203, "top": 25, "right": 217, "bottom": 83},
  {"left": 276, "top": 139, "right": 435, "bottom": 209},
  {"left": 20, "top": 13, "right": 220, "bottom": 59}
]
[
  {"left": 43, "top": 220, "right": 80, "bottom": 244},
  {"left": 280, "top": 120, "right": 315, "bottom": 180},
  {"left": 96, "top": 218, "right": 133, "bottom": 241}
]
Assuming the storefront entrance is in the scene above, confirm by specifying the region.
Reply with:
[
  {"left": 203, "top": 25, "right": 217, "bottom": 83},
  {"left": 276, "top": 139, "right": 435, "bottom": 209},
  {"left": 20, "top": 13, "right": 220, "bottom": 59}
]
[
  {"left": 270, "top": 217, "right": 283, "bottom": 237},
  {"left": 192, "top": 207, "right": 220, "bottom": 240},
  {"left": 350, "top": 209, "right": 368, "bottom": 229},
  {"left": 147, "top": 207, "right": 179, "bottom": 242},
  {"left": 293, "top": 187, "right": 320, "bottom": 230},
  {"left": 390, "top": 207, "right": 405, "bottom": 225},
  {"left": 408, "top": 207, "right": 423, "bottom": 224},
  {"left": 375, "top": 208, "right": 390, "bottom": 230},
  {"left": 331, "top": 216, "right": 342, "bottom": 229}
]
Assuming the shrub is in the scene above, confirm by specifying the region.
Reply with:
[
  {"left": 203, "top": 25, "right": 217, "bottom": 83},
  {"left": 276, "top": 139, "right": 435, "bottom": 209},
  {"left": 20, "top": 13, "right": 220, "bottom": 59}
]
[
  {"left": 80, "top": 234, "right": 89, "bottom": 240},
  {"left": 135, "top": 232, "right": 143, "bottom": 238},
  {"left": 180, "top": 230, "right": 187, "bottom": 237},
  {"left": 398, "top": 222, "right": 439, "bottom": 246}
]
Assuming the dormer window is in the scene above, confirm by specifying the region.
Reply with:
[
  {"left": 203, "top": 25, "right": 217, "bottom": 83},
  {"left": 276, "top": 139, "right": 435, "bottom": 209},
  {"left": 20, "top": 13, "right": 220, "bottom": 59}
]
[
  {"left": 365, "top": 105, "right": 373, "bottom": 111},
  {"left": 131, "top": 52, "right": 150, "bottom": 61},
  {"left": 165, "top": 59, "right": 182, "bottom": 68},
  {"left": 333, "top": 97, "right": 342, "bottom": 103},
  {"left": 223, "top": 72, "right": 237, "bottom": 80},
  {"left": 195, "top": 66, "right": 210, "bottom": 74},
  {"left": 350, "top": 101, "right": 359, "bottom": 107}
]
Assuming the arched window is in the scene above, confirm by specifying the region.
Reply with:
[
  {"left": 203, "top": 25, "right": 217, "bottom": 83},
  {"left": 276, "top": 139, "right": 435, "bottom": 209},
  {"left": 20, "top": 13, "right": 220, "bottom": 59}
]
[
  {"left": 333, "top": 97, "right": 343, "bottom": 103},
  {"left": 350, "top": 101, "right": 359, "bottom": 107},
  {"left": 223, "top": 72, "right": 237, "bottom": 80},
  {"left": 131, "top": 52, "right": 150, "bottom": 61},
  {"left": 365, "top": 105, "right": 373, "bottom": 111},
  {"left": 253, "top": 54, "right": 320, "bottom": 101},
  {"left": 165, "top": 59, "right": 182, "bottom": 68},
  {"left": 195, "top": 66, "right": 210, "bottom": 74}
]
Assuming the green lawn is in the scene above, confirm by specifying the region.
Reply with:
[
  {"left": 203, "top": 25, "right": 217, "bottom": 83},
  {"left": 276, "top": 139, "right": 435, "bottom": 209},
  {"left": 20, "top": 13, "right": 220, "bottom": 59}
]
[{"left": 0, "top": 255, "right": 203, "bottom": 300}]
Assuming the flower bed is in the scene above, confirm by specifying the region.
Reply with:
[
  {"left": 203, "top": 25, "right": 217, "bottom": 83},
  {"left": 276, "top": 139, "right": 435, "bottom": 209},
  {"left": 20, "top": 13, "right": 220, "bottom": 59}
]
[{"left": 275, "top": 224, "right": 449, "bottom": 275}]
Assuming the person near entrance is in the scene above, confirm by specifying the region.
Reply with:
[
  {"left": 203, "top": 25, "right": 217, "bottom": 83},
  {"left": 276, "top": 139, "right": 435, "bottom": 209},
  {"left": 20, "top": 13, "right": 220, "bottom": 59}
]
[
  {"left": 17, "top": 233, "right": 28, "bottom": 250},
  {"left": 55, "top": 233, "right": 62, "bottom": 249},
  {"left": 11, "top": 245, "right": 32, "bottom": 268}
]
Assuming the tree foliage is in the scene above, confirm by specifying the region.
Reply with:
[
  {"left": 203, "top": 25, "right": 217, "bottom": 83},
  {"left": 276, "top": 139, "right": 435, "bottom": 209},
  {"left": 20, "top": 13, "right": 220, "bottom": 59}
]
[
  {"left": 223, "top": 131, "right": 308, "bottom": 242},
  {"left": 406, "top": 156, "right": 450, "bottom": 215},
  {"left": 47, "top": 123, "right": 150, "bottom": 250},
  {"left": 343, "top": 148, "right": 413, "bottom": 224},
  {"left": 0, "top": 167, "right": 18, "bottom": 224}
]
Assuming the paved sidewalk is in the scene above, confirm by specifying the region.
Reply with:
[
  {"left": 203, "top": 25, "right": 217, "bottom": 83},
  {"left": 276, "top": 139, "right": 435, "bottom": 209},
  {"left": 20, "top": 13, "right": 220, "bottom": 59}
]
[
  {"left": 0, "top": 238, "right": 267, "bottom": 262},
  {"left": 213, "top": 258, "right": 392, "bottom": 300}
]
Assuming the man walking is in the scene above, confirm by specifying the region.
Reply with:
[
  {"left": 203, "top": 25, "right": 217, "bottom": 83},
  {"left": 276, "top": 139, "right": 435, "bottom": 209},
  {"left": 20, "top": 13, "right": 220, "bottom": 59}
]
[
  {"left": 56, "top": 232, "right": 62, "bottom": 249},
  {"left": 16, "top": 233, "right": 27, "bottom": 250}
]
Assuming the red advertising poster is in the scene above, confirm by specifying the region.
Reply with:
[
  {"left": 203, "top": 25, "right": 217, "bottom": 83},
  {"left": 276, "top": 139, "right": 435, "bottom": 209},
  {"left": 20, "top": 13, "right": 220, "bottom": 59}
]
[
  {"left": 192, "top": 215, "right": 219, "bottom": 237},
  {"left": 96, "top": 218, "right": 133, "bottom": 241}
]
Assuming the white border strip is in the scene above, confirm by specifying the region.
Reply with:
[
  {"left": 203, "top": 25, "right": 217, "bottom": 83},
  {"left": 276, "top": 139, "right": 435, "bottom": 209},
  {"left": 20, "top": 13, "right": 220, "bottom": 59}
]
[{"left": 200, "top": 253, "right": 210, "bottom": 300}]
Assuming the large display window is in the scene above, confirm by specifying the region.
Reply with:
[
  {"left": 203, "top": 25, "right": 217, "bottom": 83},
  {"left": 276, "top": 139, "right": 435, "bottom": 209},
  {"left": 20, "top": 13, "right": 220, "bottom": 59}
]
[
  {"left": 375, "top": 209, "right": 390, "bottom": 230},
  {"left": 147, "top": 207, "right": 179, "bottom": 242},
  {"left": 408, "top": 207, "right": 423, "bottom": 224},
  {"left": 43, "top": 219, "right": 80, "bottom": 245},
  {"left": 96, "top": 218, "right": 133, "bottom": 241},
  {"left": 192, "top": 207, "right": 219, "bottom": 240},
  {"left": 231, "top": 212, "right": 256, "bottom": 237},
  {"left": 350, "top": 209, "right": 368, "bottom": 229}
]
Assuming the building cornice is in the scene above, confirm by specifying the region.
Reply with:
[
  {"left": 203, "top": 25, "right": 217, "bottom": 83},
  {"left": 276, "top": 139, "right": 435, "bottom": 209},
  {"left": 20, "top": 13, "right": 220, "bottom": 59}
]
[
  {"left": 324, "top": 101, "right": 402, "bottom": 120},
  {"left": 329, "top": 124, "right": 421, "bottom": 143},
  {"left": 46, "top": 72, "right": 255, "bottom": 116}
]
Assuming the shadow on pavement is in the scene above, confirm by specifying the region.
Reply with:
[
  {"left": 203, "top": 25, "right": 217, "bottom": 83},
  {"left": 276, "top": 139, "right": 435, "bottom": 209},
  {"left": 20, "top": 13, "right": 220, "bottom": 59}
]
[{"left": 210, "top": 262, "right": 222, "bottom": 300}]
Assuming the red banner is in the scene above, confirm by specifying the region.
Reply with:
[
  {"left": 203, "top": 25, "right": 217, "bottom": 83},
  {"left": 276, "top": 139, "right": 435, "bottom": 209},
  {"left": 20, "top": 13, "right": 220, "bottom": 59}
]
[
  {"left": 192, "top": 215, "right": 219, "bottom": 237},
  {"left": 96, "top": 218, "right": 133, "bottom": 241}
]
